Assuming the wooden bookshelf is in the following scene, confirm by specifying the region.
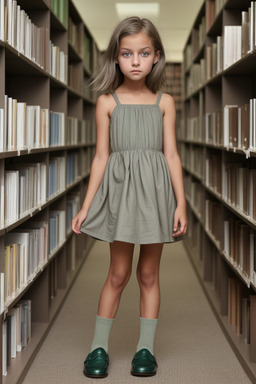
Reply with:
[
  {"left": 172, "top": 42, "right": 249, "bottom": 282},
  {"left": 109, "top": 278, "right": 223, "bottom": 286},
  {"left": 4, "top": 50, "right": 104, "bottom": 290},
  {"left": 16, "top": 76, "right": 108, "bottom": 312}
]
[
  {"left": 0, "top": 0, "right": 99, "bottom": 382},
  {"left": 181, "top": 1, "right": 256, "bottom": 383}
]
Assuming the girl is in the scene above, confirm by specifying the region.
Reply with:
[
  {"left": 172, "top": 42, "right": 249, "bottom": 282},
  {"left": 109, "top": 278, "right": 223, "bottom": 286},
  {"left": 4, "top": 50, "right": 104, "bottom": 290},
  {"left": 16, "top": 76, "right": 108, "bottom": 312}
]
[{"left": 72, "top": 16, "right": 187, "bottom": 378}]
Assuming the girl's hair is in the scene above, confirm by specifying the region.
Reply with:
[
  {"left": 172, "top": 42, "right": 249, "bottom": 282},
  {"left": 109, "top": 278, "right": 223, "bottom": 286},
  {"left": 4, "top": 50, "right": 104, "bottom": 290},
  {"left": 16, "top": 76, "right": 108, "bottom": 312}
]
[{"left": 91, "top": 16, "right": 166, "bottom": 93}]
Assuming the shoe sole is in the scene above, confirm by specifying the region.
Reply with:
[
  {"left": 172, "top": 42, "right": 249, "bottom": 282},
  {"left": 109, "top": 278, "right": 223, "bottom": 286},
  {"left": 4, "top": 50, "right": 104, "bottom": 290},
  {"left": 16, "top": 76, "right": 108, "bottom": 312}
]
[
  {"left": 83, "top": 371, "right": 108, "bottom": 379},
  {"left": 131, "top": 371, "right": 156, "bottom": 377}
]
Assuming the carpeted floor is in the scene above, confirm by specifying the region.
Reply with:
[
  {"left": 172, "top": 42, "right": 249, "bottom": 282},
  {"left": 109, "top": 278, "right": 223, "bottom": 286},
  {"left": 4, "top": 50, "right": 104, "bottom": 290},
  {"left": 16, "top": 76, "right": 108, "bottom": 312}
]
[{"left": 22, "top": 241, "right": 251, "bottom": 384}]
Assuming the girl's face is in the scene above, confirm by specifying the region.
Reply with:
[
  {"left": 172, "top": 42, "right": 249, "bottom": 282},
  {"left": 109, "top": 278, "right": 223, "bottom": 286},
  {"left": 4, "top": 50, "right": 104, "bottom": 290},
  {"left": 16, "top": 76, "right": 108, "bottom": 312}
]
[{"left": 117, "top": 31, "right": 159, "bottom": 83}]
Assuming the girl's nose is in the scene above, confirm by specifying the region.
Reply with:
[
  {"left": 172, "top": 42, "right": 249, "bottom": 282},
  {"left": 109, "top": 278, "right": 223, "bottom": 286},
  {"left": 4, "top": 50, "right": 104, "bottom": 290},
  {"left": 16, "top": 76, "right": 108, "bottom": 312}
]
[{"left": 132, "top": 54, "right": 140, "bottom": 66}]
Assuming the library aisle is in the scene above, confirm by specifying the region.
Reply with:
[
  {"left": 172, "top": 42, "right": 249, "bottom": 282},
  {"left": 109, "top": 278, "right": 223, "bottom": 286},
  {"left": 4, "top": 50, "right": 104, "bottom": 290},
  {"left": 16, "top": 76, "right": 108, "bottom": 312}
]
[{"left": 21, "top": 240, "right": 250, "bottom": 384}]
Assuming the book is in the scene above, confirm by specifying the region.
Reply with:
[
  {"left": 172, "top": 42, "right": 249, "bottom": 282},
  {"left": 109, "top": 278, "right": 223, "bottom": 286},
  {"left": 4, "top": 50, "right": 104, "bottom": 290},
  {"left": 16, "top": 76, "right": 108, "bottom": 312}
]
[{"left": 223, "top": 26, "right": 242, "bottom": 69}]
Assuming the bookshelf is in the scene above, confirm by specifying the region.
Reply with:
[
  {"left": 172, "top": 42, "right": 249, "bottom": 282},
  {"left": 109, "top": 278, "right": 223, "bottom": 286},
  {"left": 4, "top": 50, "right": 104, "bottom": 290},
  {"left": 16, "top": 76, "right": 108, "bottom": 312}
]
[
  {"left": 181, "top": 0, "right": 256, "bottom": 382},
  {"left": 0, "top": 0, "right": 99, "bottom": 382}
]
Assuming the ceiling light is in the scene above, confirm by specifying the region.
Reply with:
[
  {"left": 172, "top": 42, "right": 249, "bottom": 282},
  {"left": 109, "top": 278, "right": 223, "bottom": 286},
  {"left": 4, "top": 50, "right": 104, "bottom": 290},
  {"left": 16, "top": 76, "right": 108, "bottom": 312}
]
[{"left": 115, "top": 3, "right": 160, "bottom": 20}]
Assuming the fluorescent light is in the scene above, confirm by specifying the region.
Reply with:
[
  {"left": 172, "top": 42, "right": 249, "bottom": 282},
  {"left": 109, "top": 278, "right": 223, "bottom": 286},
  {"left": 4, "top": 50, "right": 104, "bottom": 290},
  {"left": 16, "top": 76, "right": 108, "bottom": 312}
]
[{"left": 115, "top": 3, "right": 160, "bottom": 20}]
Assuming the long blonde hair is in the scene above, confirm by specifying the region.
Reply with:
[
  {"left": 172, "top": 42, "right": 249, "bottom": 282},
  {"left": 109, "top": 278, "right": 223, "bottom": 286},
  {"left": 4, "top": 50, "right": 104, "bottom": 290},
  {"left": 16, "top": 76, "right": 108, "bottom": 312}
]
[{"left": 92, "top": 17, "right": 166, "bottom": 93}]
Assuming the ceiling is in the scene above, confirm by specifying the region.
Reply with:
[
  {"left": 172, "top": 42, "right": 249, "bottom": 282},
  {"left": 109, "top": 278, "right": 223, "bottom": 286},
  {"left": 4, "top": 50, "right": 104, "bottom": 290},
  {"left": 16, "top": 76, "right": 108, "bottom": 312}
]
[{"left": 73, "top": 0, "right": 204, "bottom": 62}]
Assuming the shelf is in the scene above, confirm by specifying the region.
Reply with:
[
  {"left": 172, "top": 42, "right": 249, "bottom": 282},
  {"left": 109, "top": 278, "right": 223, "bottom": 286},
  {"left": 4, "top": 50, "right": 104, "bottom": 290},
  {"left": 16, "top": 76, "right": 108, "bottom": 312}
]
[{"left": 2, "top": 239, "right": 94, "bottom": 384}]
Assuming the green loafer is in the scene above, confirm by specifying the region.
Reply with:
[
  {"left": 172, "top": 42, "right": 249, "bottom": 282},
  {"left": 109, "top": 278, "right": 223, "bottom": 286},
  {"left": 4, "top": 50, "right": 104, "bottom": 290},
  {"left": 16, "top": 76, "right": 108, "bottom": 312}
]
[
  {"left": 83, "top": 347, "right": 109, "bottom": 378},
  {"left": 131, "top": 348, "right": 157, "bottom": 376}
]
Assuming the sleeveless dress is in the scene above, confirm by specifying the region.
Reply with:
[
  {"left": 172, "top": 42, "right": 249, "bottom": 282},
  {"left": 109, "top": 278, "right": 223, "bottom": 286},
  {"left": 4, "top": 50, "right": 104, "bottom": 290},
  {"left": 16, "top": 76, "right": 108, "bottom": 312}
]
[{"left": 80, "top": 92, "right": 177, "bottom": 244}]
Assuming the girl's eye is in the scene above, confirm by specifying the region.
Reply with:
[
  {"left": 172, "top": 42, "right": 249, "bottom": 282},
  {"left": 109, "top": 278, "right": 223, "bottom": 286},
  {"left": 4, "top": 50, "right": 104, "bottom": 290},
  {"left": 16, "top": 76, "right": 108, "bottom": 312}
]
[
  {"left": 123, "top": 52, "right": 130, "bottom": 57},
  {"left": 141, "top": 52, "right": 149, "bottom": 57}
]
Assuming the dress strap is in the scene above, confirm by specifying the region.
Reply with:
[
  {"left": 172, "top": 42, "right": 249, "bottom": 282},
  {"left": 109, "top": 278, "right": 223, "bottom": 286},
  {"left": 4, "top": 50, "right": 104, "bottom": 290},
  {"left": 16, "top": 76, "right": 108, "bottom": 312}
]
[
  {"left": 155, "top": 92, "right": 162, "bottom": 105},
  {"left": 112, "top": 92, "right": 120, "bottom": 105}
]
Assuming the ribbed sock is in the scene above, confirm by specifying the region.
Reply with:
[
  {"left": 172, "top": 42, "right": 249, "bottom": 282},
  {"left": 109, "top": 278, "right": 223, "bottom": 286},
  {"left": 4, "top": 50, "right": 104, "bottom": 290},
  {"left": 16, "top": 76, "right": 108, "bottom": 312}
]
[
  {"left": 90, "top": 315, "right": 114, "bottom": 353},
  {"left": 136, "top": 317, "right": 158, "bottom": 355}
]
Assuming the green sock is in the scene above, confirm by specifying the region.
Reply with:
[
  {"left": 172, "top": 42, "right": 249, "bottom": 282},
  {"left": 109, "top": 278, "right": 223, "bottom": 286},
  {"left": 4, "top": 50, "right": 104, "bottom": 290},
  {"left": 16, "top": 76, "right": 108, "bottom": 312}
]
[
  {"left": 90, "top": 315, "right": 114, "bottom": 353},
  {"left": 136, "top": 317, "right": 158, "bottom": 355}
]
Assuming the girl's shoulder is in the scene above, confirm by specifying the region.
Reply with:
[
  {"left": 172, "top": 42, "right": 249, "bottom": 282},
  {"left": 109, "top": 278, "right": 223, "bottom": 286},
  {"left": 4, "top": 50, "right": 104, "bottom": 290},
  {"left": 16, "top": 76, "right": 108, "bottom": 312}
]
[
  {"left": 96, "top": 93, "right": 116, "bottom": 117},
  {"left": 159, "top": 93, "right": 176, "bottom": 114}
]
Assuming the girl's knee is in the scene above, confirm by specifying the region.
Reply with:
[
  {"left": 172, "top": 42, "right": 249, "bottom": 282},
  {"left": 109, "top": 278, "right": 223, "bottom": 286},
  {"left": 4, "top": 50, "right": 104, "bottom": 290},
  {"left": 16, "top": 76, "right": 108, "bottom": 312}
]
[
  {"left": 109, "top": 268, "right": 131, "bottom": 291},
  {"left": 137, "top": 268, "right": 158, "bottom": 290}
]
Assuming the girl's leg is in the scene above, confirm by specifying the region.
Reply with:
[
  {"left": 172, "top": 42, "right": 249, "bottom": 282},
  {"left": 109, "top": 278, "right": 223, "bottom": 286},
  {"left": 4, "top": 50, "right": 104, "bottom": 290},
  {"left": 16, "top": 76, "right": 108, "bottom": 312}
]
[
  {"left": 97, "top": 241, "right": 134, "bottom": 318},
  {"left": 90, "top": 241, "right": 134, "bottom": 352},
  {"left": 137, "top": 243, "right": 163, "bottom": 319},
  {"left": 131, "top": 244, "right": 163, "bottom": 377}
]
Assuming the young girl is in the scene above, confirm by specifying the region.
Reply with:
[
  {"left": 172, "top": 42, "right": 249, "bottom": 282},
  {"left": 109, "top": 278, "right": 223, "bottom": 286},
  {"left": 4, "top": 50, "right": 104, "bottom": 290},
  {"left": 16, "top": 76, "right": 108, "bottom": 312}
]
[{"left": 72, "top": 16, "right": 187, "bottom": 378}]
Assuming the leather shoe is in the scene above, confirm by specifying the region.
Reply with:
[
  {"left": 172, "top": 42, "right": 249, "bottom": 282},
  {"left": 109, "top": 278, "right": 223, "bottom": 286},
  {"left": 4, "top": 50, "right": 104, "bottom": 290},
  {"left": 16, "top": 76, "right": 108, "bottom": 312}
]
[
  {"left": 131, "top": 348, "right": 157, "bottom": 376},
  {"left": 83, "top": 347, "right": 109, "bottom": 378}
]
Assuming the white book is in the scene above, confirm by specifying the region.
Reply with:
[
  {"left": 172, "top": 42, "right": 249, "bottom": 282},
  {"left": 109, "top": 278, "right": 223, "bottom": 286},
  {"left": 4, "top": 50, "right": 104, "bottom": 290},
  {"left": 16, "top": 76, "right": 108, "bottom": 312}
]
[
  {"left": 224, "top": 220, "right": 230, "bottom": 256},
  {"left": 238, "top": 106, "right": 242, "bottom": 148},
  {"left": 250, "top": 232, "right": 255, "bottom": 282},
  {"left": 223, "top": 106, "right": 230, "bottom": 146},
  {"left": 0, "top": 108, "right": 4, "bottom": 152},
  {"left": 250, "top": 2, "right": 255, "bottom": 52},
  {"left": 17, "top": 102, "right": 26, "bottom": 149},
  {"left": 0, "top": 0, "right": 4, "bottom": 41},
  {"left": 0, "top": 162, "right": 4, "bottom": 229},
  {"left": 2, "top": 321, "right": 7, "bottom": 376},
  {"left": 8, "top": 308, "right": 17, "bottom": 358},
  {"left": 12, "top": 0, "right": 17, "bottom": 49},
  {"left": 0, "top": 273, "right": 4, "bottom": 314},
  {"left": 250, "top": 98, "right": 254, "bottom": 149},
  {"left": 7, "top": 0, "right": 13, "bottom": 45},
  {"left": 254, "top": 99, "right": 256, "bottom": 149},
  {"left": 15, "top": 303, "right": 22, "bottom": 352},
  {"left": 5, "top": 171, "right": 19, "bottom": 225},
  {"left": 7, "top": 97, "right": 13, "bottom": 150},
  {"left": 20, "top": 9, "right": 25, "bottom": 55},
  {"left": 16, "top": 5, "right": 20, "bottom": 51},
  {"left": 5, "top": 232, "right": 29, "bottom": 287}
]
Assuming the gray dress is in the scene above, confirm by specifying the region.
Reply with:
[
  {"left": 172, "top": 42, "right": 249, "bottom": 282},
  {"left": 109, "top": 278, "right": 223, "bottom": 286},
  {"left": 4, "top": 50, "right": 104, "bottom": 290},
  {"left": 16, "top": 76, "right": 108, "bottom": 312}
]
[{"left": 80, "top": 92, "right": 177, "bottom": 244}]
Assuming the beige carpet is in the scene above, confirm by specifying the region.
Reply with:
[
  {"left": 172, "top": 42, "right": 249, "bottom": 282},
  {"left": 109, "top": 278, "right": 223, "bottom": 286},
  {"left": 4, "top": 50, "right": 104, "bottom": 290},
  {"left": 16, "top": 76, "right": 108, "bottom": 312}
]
[{"left": 22, "top": 241, "right": 251, "bottom": 384}]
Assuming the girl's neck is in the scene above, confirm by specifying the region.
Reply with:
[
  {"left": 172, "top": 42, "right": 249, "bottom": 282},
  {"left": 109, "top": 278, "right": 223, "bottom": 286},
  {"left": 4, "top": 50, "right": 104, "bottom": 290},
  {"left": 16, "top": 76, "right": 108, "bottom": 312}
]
[{"left": 117, "top": 79, "right": 154, "bottom": 96}]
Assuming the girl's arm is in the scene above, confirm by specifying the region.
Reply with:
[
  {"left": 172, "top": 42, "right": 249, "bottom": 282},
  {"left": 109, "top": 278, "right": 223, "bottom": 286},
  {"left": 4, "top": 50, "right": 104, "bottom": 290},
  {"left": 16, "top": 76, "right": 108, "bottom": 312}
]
[
  {"left": 72, "top": 94, "right": 111, "bottom": 234},
  {"left": 161, "top": 93, "right": 187, "bottom": 237}
]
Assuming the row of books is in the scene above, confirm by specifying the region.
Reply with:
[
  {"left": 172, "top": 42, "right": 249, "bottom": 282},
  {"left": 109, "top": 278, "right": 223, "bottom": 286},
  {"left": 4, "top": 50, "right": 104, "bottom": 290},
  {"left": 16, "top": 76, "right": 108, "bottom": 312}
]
[
  {"left": 185, "top": 59, "right": 205, "bottom": 96},
  {"left": 227, "top": 278, "right": 253, "bottom": 347},
  {"left": 67, "top": 117, "right": 92, "bottom": 146},
  {"left": 83, "top": 33, "right": 91, "bottom": 74},
  {"left": 68, "top": 63, "right": 82, "bottom": 93},
  {"left": 67, "top": 152, "right": 81, "bottom": 186},
  {"left": 222, "top": 162, "right": 256, "bottom": 219},
  {"left": 223, "top": 101, "right": 256, "bottom": 151},
  {"left": 3, "top": 0, "right": 50, "bottom": 71},
  {"left": 67, "top": 195, "right": 80, "bottom": 234},
  {"left": 206, "top": 37, "right": 223, "bottom": 79},
  {"left": 182, "top": 145, "right": 204, "bottom": 179},
  {"left": 184, "top": 175, "right": 204, "bottom": 220},
  {"left": 2, "top": 300, "right": 31, "bottom": 376},
  {"left": 0, "top": 95, "right": 95, "bottom": 152},
  {"left": 205, "top": 151, "right": 222, "bottom": 195},
  {"left": 206, "top": 4, "right": 256, "bottom": 77},
  {"left": 49, "top": 42, "right": 68, "bottom": 85},
  {"left": 2, "top": 0, "right": 69, "bottom": 84},
  {"left": 51, "top": 0, "right": 68, "bottom": 29},
  {"left": 205, "top": 197, "right": 256, "bottom": 285},
  {"left": 4, "top": 222, "right": 48, "bottom": 305},
  {"left": 5, "top": 162, "right": 47, "bottom": 226},
  {"left": 182, "top": 100, "right": 256, "bottom": 152},
  {"left": 49, "top": 210, "right": 66, "bottom": 256},
  {"left": 224, "top": 220, "right": 255, "bottom": 283},
  {"left": 48, "top": 156, "right": 66, "bottom": 198},
  {"left": 191, "top": 16, "right": 206, "bottom": 59},
  {"left": 49, "top": 112, "right": 65, "bottom": 147},
  {"left": 184, "top": 0, "right": 225, "bottom": 70},
  {"left": 68, "top": 17, "right": 83, "bottom": 57}
]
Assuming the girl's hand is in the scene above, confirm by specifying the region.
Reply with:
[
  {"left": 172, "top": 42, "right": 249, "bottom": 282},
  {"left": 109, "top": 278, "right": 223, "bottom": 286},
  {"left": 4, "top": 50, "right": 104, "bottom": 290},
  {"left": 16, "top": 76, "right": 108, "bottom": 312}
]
[
  {"left": 72, "top": 209, "right": 88, "bottom": 235},
  {"left": 172, "top": 206, "right": 187, "bottom": 237}
]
